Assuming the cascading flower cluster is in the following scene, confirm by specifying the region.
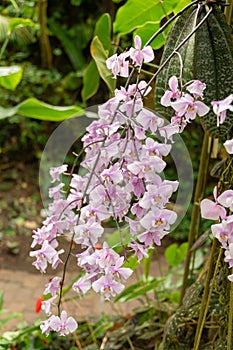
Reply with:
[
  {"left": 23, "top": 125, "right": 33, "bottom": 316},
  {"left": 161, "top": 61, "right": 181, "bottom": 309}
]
[
  {"left": 30, "top": 33, "right": 224, "bottom": 337},
  {"left": 200, "top": 141, "right": 233, "bottom": 281}
]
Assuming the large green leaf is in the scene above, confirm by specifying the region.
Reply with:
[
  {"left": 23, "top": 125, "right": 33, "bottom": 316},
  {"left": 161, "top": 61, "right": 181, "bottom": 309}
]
[
  {"left": 94, "top": 13, "right": 111, "bottom": 51},
  {"left": 81, "top": 13, "right": 112, "bottom": 102},
  {"left": 113, "top": 0, "right": 180, "bottom": 35},
  {"left": 155, "top": 3, "right": 233, "bottom": 137},
  {"left": 0, "top": 98, "right": 84, "bottom": 121},
  {"left": 173, "top": 0, "right": 191, "bottom": 13},
  {"left": 154, "top": 5, "right": 198, "bottom": 120},
  {"left": 81, "top": 60, "right": 100, "bottom": 102},
  {"left": 0, "top": 65, "right": 23, "bottom": 90},
  {"left": 165, "top": 242, "right": 188, "bottom": 268},
  {"left": 91, "top": 36, "right": 116, "bottom": 95},
  {"left": 195, "top": 5, "right": 233, "bottom": 137}
]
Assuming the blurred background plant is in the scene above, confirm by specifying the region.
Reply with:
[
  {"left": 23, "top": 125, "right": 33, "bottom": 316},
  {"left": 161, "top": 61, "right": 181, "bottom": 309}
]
[{"left": 1, "top": 0, "right": 232, "bottom": 348}]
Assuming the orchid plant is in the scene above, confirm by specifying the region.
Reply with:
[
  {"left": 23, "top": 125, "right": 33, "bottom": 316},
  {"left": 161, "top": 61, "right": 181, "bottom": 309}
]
[{"left": 29, "top": 13, "right": 233, "bottom": 340}]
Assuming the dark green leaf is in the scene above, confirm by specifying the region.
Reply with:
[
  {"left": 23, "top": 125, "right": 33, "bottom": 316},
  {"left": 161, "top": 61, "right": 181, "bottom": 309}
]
[
  {"left": 91, "top": 36, "right": 116, "bottom": 95},
  {"left": 94, "top": 13, "right": 111, "bottom": 51},
  {"left": 81, "top": 60, "right": 100, "bottom": 102},
  {"left": 154, "top": 5, "right": 198, "bottom": 119}
]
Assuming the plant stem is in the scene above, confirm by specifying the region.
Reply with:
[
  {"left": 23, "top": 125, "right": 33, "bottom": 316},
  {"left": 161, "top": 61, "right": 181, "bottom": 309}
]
[
  {"left": 193, "top": 240, "right": 222, "bottom": 350},
  {"left": 180, "top": 132, "right": 210, "bottom": 303},
  {"left": 144, "top": 249, "right": 153, "bottom": 280},
  {"left": 0, "top": 36, "right": 10, "bottom": 60},
  {"left": 227, "top": 268, "right": 233, "bottom": 350},
  {"left": 225, "top": 0, "right": 233, "bottom": 25}
]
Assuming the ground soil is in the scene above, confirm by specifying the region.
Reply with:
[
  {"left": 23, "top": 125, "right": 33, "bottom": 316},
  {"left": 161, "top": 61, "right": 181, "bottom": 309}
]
[{"left": 0, "top": 161, "right": 42, "bottom": 271}]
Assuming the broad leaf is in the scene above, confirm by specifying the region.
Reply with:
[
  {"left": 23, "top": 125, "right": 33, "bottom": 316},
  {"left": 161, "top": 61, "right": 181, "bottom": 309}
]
[
  {"left": 114, "top": 0, "right": 180, "bottom": 34},
  {"left": 0, "top": 98, "right": 84, "bottom": 121},
  {"left": 82, "top": 13, "right": 112, "bottom": 102},
  {"left": 0, "top": 65, "right": 23, "bottom": 90},
  {"left": 94, "top": 13, "right": 111, "bottom": 51},
  {"left": 165, "top": 242, "right": 188, "bottom": 268},
  {"left": 91, "top": 36, "right": 116, "bottom": 95},
  {"left": 154, "top": 5, "right": 198, "bottom": 120},
  {"left": 81, "top": 60, "right": 100, "bottom": 102},
  {"left": 173, "top": 0, "right": 192, "bottom": 13}
]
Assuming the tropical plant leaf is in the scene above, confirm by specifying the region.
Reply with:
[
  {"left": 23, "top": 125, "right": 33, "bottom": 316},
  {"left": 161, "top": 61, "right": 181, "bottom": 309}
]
[
  {"left": 0, "top": 15, "right": 35, "bottom": 44},
  {"left": 155, "top": 3, "right": 233, "bottom": 137},
  {"left": 0, "top": 98, "right": 84, "bottom": 121},
  {"left": 113, "top": 0, "right": 180, "bottom": 35},
  {"left": 94, "top": 13, "right": 111, "bottom": 51},
  {"left": 115, "top": 277, "right": 164, "bottom": 302},
  {"left": 82, "top": 13, "right": 112, "bottom": 102},
  {"left": 165, "top": 242, "right": 188, "bottom": 268},
  {"left": 91, "top": 36, "right": 115, "bottom": 95},
  {"left": 173, "top": 0, "right": 192, "bottom": 13},
  {"left": 81, "top": 60, "right": 100, "bottom": 102},
  {"left": 154, "top": 5, "right": 198, "bottom": 120},
  {"left": 195, "top": 5, "right": 233, "bottom": 137},
  {"left": 0, "top": 65, "right": 23, "bottom": 90},
  {"left": 0, "top": 15, "right": 9, "bottom": 41}
]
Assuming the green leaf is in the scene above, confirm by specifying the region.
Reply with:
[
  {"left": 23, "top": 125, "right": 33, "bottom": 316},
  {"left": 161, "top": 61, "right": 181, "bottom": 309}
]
[
  {"left": 165, "top": 242, "right": 188, "bottom": 268},
  {"left": 173, "top": 0, "right": 192, "bottom": 13},
  {"left": 115, "top": 278, "right": 163, "bottom": 302},
  {"left": 48, "top": 18, "right": 85, "bottom": 70},
  {"left": 81, "top": 60, "right": 100, "bottom": 102},
  {"left": 0, "top": 65, "right": 23, "bottom": 90},
  {"left": 91, "top": 36, "right": 116, "bottom": 95},
  {"left": 82, "top": 14, "right": 112, "bottom": 102},
  {"left": 0, "top": 98, "right": 84, "bottom": 121},
  {"left": 114, "top": 0, "right": 179, "bottom": 34},
  {"left": 94, "top": 13, "right": 111, "bottom": 51},
  {"left": 9, "top": 17, "right": 35, "bottom": 31},
  {"left": 123, "top": 254, "right": 140, "bottom": 271},
  {"left": 154, "top": 5, "right": 198, "bottom": 120}
]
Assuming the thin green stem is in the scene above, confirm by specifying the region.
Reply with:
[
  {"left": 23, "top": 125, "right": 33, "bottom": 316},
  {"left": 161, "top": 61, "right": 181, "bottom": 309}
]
[
  {"left": 144, "top": 249, "right": 153, "bottom": 280},
  {"left": 193, "top": 240, "right": 222, "bottom": 350},
  {"left": 127, "top": 336, "right": 136, "bottom": 350},
  {"left": 9, "top": 0, "right": 20, "bottom": 11},
  {"left": 0, "top": 36, "right": 10, "bottom": 60},
  {"left": 227, "top": 267, "right": 233, "bottom": 350},
  {"left": 180, "top": 132, "right": 210, "bottom": 303}
]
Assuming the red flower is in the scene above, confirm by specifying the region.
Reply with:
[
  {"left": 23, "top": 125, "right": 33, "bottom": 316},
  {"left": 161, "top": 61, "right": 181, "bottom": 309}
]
[{"left": 35, "top": 296, "right": 44, "bottom": 313}]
